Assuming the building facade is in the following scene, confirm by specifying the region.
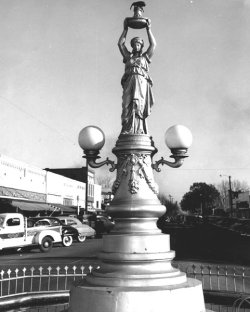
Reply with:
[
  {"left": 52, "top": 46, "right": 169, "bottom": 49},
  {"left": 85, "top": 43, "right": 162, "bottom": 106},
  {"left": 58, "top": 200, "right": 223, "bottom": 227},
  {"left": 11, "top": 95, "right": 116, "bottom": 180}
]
[
  {"left": 234, "top": 191, "right": 250, "bottom": 218},
  {"left": 44, "top": 167, "right": 97, "bottom": 210},
  {"left": 222, "top": 190, "right": 250, "bottom": 218},
  {"left": 0, "top": 154, "right": 102, "bottom": 215}
]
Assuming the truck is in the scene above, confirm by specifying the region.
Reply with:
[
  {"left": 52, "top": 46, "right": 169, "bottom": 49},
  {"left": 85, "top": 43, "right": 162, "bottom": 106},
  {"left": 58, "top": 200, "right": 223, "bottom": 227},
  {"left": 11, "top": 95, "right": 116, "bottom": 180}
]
[{"left": 0, "top": 213, "right": 63, "bottom": 253}]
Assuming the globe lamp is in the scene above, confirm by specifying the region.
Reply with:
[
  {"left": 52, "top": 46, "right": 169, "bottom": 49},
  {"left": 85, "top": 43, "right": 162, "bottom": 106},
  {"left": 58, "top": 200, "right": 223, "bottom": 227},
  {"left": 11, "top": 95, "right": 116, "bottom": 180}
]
[
  {"left": 78, "top": 126, "right": 105, "bottom": 152},
  {"left": 165, "top": 125, "right": 192, "bottom": 155}
]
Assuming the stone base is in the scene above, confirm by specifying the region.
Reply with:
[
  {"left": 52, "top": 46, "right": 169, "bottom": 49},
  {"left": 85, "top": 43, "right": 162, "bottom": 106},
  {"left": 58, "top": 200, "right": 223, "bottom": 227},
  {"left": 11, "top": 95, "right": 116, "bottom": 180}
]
[{"left": 69, "top": 278, "right": 207, "bottom": 312}]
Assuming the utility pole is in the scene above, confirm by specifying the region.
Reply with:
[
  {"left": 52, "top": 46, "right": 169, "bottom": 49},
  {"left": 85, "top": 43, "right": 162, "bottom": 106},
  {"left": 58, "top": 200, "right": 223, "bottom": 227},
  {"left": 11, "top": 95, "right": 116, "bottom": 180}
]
[
  {"left": 220, "top": 174, "right": 233, "bottom": 217},
  {"left": 85, "top": 162, "right": 88, "bottom": 215},
  {"left": 200, "top": 194, "right": 203, "bottom": 216},
  {"left": 228, "top": 175, "right": 233, "bottom": 217}
]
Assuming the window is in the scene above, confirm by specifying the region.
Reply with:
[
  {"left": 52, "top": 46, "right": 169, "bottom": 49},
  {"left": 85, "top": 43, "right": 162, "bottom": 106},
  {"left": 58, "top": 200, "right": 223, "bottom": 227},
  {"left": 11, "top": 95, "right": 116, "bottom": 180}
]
[
  {"left": 35, "top": 220, "right": 50, "bottom": 227},
  {"left": 7, "top": 218, "right": 20, "bottom": 226},
  {"left": 51, "top": 219, "right": 60, "bottom": 226},
  {"left": 63, "top": 198, "right": 73, "bottom": 206}
]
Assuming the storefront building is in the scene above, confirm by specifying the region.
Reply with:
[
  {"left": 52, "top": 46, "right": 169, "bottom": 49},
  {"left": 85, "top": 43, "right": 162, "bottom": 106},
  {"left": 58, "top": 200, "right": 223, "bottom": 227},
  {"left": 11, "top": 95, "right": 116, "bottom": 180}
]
[{"left": 0, "top": 154, "right": 101, "bottom": 215}]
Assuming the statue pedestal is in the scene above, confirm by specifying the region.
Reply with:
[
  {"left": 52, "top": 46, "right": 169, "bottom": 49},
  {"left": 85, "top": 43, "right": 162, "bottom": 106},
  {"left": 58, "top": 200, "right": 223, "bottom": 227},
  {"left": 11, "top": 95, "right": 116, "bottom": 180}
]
[
  {"left": 69, "top": 278, "right": 206, "bottom": 312},
  {"left": 69, "top": 135, "right": 210, "bottom": 312}
]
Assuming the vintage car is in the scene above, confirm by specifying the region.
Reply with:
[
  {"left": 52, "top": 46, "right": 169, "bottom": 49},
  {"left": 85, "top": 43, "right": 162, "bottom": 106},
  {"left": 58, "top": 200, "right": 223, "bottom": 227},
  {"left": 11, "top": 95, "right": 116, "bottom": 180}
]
[
  {"left": 57, "top": 216, "right": 96, "bottom": 242},
  {"left": 29, "top": 217, "right": 79, "bottom": 247},
  {"left": 0, "top": 213, "right": 62, "bottom": 253},
  {"left": 94, "top": 215, "right": 115, "bottom": 237}
]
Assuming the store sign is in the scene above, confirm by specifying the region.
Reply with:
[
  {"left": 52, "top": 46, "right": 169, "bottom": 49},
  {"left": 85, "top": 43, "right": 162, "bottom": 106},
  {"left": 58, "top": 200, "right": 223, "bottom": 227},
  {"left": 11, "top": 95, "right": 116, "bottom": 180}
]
[{"left": 0, "top": 186, "right": 46, "bottom": 202}]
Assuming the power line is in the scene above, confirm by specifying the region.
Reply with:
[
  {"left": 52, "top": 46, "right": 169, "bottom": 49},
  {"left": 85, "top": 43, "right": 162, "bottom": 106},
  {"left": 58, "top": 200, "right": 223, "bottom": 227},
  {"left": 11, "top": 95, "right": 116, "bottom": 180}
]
[
  {"left": 1, "top": 95, "right": 76, "bottom": 146},
  {"left": 174, "top": 168, "right": 250, "bottom": 171},
  {"left": 161, "top": 167, "right": 250, "bottom": 171}
]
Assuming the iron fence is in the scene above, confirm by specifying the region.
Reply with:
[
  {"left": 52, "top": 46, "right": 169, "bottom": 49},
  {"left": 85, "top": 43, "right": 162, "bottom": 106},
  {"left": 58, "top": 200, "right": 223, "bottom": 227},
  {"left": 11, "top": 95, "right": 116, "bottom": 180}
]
[
  {"left": 0, "top": 262, "right": 250, "bottom": 311},
  {"left": 175, "top": 262, "right": 250, "bottom": 294},
  {"left": 0, "top": 265, "right": 98, "bottom": 297}
]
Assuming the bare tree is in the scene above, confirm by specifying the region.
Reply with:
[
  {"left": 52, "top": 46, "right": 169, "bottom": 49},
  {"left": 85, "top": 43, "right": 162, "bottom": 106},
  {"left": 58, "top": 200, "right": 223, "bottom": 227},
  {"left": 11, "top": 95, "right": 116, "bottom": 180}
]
[
  {"left": 216, "top": 179, "right": 249, "bottom": 201},
  {"left": 158, "top": 193, "right": 180, "bottom": 217},
  {"left": 96, "top": 174, "right": 114, "bottom": 189}
]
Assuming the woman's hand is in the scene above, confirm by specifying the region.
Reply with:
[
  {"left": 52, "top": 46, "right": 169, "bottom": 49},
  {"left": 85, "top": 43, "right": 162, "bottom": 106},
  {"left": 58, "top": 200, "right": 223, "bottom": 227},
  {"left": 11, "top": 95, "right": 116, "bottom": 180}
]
[{"left": 146, "top": 19, "right": 151, "bottom": 30}]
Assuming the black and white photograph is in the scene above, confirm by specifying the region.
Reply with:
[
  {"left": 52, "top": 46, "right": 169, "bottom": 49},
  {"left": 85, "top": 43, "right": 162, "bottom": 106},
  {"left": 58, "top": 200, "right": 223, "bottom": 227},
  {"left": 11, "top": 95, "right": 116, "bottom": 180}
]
[{"left": 0, "top": 1, "right": 250, "bottom": 311}]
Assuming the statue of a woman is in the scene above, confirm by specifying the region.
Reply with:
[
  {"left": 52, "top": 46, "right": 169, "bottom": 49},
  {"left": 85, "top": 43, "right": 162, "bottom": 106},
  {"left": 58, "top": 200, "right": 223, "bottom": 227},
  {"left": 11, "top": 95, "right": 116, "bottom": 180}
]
[{"left": 118, "top": 19, "right": 156, "bottom": 135}]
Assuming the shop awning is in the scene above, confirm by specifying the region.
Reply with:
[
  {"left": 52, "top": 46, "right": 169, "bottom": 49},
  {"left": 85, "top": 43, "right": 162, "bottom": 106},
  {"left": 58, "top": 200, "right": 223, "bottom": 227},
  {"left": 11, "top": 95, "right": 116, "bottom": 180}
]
[
  {"left": 11, "top": 201, "right": 77, "bottom": 214},
  {"left": 49, "top": 203, "right": 76, "bottom": 213},
  {"left": 11, "top": 201, "right": 54, "bottom": 211}
]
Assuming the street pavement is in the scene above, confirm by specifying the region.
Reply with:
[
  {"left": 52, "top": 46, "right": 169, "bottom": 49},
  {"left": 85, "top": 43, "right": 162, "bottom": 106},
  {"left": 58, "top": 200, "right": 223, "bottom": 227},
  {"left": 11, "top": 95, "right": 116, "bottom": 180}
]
[
  {"left": 0, "top": 238, "right": 102, "bottom": 268},
  {"left": 1, "top": 234, "right": 249, "bottom": 271}
]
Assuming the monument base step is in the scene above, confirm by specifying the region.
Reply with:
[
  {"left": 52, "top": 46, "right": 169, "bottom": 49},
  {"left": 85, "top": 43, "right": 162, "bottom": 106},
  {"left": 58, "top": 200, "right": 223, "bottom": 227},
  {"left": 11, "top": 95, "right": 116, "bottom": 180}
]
[{"left": 69, "top": 277, "right": 207, "bottom": 312}]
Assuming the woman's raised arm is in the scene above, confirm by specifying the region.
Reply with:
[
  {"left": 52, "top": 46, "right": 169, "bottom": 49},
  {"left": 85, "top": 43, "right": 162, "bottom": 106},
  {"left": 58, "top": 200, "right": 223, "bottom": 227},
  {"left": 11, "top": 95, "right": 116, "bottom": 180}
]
[
  {"left": 118, "top": 20, "right": 130, "bottom": 59},
  {"left": 145, "top": 19, "right": 156, "bottom": 59}
]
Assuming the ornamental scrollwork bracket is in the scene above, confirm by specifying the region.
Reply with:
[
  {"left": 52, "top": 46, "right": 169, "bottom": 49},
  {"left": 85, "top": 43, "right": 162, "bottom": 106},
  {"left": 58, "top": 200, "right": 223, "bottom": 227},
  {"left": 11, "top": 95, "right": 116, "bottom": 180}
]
[
  {"left": 88, "top": 157, "right": 117, "bottom": 172},
  {"left": 152, "top": 149, "right": 188, "bottom": 172},
  {"left": 83, "top": 151, "right": 117, "bottom": 172}
]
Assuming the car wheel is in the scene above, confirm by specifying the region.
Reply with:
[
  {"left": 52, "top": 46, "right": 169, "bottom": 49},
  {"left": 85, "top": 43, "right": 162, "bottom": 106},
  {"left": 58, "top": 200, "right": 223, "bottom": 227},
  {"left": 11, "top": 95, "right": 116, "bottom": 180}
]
[
  {"left": 40, "top": 236, "right": 53, "bottom": 253},
  {"left": 77, "top": 235, "right": 86, "bottom": 242},
  {"left": 62, "top": 235, "right": 73, "bottom": 247}
]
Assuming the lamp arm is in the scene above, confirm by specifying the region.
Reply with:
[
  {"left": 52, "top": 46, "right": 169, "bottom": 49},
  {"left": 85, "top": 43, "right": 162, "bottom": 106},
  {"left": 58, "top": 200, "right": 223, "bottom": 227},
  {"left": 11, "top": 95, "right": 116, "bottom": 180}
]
[
  {"left": 152, "top": 156, "right": 185, "bottom": 172},
  {"left": 88, "top": 158, "right": 117, "bottom": 172}
]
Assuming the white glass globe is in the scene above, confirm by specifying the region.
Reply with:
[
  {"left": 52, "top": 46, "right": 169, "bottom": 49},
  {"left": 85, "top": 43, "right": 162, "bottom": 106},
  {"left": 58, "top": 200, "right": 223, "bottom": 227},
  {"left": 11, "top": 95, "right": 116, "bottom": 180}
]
[
  {"left": 78, "top": 126, "right": 105, "bottom": 151},
  {"left": 165, "top": 125, "right": 193, "bottom": 149}
]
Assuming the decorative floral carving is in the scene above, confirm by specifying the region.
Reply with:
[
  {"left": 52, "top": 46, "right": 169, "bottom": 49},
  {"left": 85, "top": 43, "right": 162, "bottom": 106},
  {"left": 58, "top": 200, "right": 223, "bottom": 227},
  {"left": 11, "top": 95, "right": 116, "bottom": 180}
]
[{"left": 112, "top": 153, "right": 158, "bottom": 195}]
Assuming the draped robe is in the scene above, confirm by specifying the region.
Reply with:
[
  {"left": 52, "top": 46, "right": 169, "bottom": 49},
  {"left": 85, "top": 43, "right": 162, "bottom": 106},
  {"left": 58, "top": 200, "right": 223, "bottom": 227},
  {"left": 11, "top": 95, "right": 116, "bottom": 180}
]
[{"left": 121, "top": 53, "right": 154, "bottom": 134}]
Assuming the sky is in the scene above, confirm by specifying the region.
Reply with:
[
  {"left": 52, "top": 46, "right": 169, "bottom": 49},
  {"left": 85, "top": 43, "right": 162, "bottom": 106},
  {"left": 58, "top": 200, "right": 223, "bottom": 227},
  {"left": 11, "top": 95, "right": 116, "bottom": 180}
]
[{"left": 1, "top": 0, "right": 250, "bottom": 202}]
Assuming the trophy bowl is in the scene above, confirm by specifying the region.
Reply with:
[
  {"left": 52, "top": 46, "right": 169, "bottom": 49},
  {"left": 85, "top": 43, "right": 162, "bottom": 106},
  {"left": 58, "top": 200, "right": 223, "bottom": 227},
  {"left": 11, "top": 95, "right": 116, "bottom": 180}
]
[{"left": 125, "top": 17, "right": 148, "bottom": 29}]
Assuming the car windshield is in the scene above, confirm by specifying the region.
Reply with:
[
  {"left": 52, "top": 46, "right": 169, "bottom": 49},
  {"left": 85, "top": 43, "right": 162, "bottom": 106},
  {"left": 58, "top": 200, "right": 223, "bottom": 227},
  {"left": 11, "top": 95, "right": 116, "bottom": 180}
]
[
  {"left": 35, "top": 220, "right": 50, "bottom": 226},
  {"left": 50, "top": 219, "right": 61, "bottom": 226},
  {"left": 67, "top": 219, "right": 78, "bottom": 226},
  {"left": 34, "top": 218, "right": 61, "bottom": 227}
]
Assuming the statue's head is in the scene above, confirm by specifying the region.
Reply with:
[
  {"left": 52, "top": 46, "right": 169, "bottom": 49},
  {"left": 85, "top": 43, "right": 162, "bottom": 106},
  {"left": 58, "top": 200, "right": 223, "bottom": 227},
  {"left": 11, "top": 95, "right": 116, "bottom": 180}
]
[{"left": 130, "top": 37, "right": 144, "bottom": 53}]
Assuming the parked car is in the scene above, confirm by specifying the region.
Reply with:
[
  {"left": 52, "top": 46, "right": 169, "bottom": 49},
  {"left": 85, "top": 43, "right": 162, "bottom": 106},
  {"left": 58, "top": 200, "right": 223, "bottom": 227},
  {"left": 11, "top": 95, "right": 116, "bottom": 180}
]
[
  {"left": 94, "top": 215, "right": 115, "bottom": 237},
  {"left": 57, "top": 216, "right": 95, "bottom": 242},
  {"left": 0, "top": 213, "right": 62, "bottom": 253},
  {"left": 29, "top": 217, "right": 79, "bottom": 247}
]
